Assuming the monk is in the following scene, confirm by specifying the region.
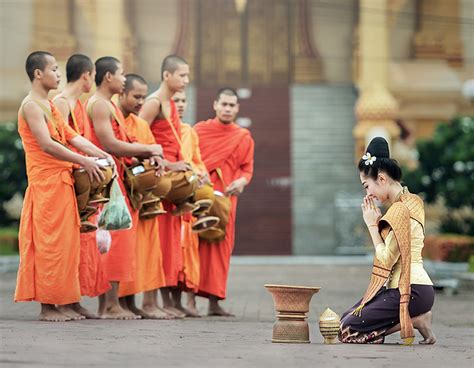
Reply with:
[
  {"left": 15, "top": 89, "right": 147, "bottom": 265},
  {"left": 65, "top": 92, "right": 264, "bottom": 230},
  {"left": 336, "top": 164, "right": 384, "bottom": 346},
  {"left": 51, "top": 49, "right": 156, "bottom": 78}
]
[
  {"left": 15, "top": 51, "right": 108, "bottom": 321},
  {"left": 139, "top": 55, "right": 191, "bottom": 318},
  {"left": 87, "top": 56, "right": 164, "bottom": 319},
  {"left": 117, "top": 74, "right": 173, "bottom": 319},
  {"left": 193, "top": 88, "right": 254, "bottom": 316},
  {"left": 53, "top": 54, "right": 112, "bottom": 320},
  {"left": 171, "top": 90, "right": 208, "bottom": 317}
]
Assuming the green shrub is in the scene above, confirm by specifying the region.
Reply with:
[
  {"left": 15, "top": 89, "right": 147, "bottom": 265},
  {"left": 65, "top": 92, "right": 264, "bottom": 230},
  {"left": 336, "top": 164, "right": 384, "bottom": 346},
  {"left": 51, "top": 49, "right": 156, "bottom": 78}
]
[
  {"left": 404, "top": 116, "right": 474, "bottom": 236},
  {"left": 0, "top": 121, "right": 27, "bottom": 226}
]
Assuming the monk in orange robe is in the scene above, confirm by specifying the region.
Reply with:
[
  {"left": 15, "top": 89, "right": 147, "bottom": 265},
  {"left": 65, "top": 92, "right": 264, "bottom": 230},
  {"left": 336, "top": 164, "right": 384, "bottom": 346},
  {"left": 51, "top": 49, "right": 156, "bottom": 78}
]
[
  {"left": 171, "top": 90, "right": 208, "bottom": 317},
  {"left": 139, "top": 55, "right": 191, "bottom": 318},
  {"left": 15, "top": 51, "right": 110, "bottom": 322},
  {"left": 193, "top": 88, "right": 254, "bottom": 316},
  {"left": 116, "top": 74, "right": 172, "bottom": 319},
  {"left": 87, "top": 57, "right": 164, "bottom": 320},
  {"left": 54, "top": 54, "right": 112, "bottom": 320}
]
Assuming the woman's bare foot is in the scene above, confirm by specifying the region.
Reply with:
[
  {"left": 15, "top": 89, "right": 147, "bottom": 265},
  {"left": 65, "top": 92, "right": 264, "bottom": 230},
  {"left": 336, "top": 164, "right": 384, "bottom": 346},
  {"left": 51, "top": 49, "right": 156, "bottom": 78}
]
[
  {"left": 100, "top": 304, "right": 141, "bottom": 320},
  {"left": 142, "top": 305, "right": 176, "bottom": 320},
  {"left": 57, "top": 304, "right": 86, "bottom": 320},
  {"left": 39, "top": 304, "right": 72, "bottom": 322},
  {"left": 413, "top": 311, "right": 436, "bottom": 345},
  {"left": 71, "top": 303, "right": 99, "bottom": 319}
]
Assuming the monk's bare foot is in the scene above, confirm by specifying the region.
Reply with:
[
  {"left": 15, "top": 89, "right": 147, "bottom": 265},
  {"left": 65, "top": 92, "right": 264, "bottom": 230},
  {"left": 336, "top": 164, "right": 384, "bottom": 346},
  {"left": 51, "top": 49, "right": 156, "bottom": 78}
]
[
  {"left": 175, "top": 304, "right": 201, "bottom": 318},
  {"left": 413, "top": 311, "right": 436, "bottom": 345},
  {"left": 39, "top": 304, "right": 72, "bottom": 322},
  {"left": 57, "top": 305, "right": 86, "bottom": 320},
  {"left": 127, "top": 304, "right": 154, "bottom": 319},
  {"left": 142, "top": 305, "right": 176, "bottom": 320},
  {"left": 100, "top": 305, "right": 141, "bottom": 320},
  {"left": 208, "top": 305, "right": 235, "bottom": 317},
  {"left": 72, "top": 303, "right": 99, "bottom": 319},
  {"left": 163, "top": 306, "right": 186, "bottom": 319}
]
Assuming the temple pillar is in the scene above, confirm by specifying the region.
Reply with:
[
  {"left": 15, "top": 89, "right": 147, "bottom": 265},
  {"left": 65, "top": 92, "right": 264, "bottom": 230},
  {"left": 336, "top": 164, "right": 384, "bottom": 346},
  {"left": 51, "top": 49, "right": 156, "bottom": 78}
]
[{"left": 353, "top": 0, "right": 400, "bottom": 160}]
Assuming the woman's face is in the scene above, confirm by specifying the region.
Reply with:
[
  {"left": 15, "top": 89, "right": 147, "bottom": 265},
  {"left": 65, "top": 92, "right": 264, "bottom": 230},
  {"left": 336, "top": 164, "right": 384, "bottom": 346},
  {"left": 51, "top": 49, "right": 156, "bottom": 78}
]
[{"left": 360, "top": 172, "right": 389, "bottom": 203}]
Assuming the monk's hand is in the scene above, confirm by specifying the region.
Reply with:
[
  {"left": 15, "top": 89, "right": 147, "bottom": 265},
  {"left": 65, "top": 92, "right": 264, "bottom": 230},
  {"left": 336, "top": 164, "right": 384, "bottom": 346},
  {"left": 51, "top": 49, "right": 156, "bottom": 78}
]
[
  {"left": 152, "top": 156, "right": 166, "bottom": 176},
  {"left": 226, "top": 177, "right": 248, "bottom": 196},
  {"left": 167, "top": 161, "right": 192, "bottom": 172},
  {"left": 82, "top": 157, "right": 106, "bottom": 183},
  {"left": 147, "top": 143, "right": 164, "bottom": 158},
  {"left": 105, "top": 155, "right": 117, "bottom": 178},
  {"left": 198, "top": 173, "right": 211, "bottom": 186},
  {"left": 148, "top": 154, "right": 164, "bottom": 168},
  {"left": 361, "top": 195, "right": 381, "bottom": 227}
]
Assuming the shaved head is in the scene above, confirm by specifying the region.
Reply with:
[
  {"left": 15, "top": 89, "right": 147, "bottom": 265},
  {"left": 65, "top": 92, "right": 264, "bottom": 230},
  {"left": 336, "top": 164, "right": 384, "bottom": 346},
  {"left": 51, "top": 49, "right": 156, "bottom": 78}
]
[
  {"left": 66, "top": 54, "right": 94, "bottom": 83},
  {"left": 161, "top": 55, "right": 188, "bottom": 81},
  {"left": 216, "top": 87, "right": 239, "bottom": 103},
  {"left": 124, "top": 73, "right": 147, "bottom": 93},
  {"left": 25, "top": 51, "right": 53, "bottom": 81}
]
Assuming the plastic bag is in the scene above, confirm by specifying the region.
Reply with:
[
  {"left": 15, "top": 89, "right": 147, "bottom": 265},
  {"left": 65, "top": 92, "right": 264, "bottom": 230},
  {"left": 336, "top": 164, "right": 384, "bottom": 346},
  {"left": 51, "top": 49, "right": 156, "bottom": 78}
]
[
  {"left": 96, "top": 229, "right": 111, "bottom": 254},
  {"left": 98, "top": 179, "right": 132, "bottom": 230}
]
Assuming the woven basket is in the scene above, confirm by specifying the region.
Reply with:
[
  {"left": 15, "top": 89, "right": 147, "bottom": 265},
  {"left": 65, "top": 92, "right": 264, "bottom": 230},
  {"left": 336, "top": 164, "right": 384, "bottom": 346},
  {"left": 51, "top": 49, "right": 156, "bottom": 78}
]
[{"left": 265, "top": 284, "right": 321, "bottom": 313}]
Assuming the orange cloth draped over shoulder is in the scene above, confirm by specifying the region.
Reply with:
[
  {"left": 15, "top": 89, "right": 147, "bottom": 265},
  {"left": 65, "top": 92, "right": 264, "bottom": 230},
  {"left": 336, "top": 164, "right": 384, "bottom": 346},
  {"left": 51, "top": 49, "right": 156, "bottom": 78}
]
[
  {"left": 119, "top": 113, "right": 166, "bottom": 296},
  {"left": 194, "top": 118, "right": 254, "bottom": 299},
  {"left": 180, "top": 123, "right": 207, "bottom": 292},
  {"left": 86, "top": 100, "right": 138, "bottom": 283},
  {"left": 14, "top": 100, "right": 82, "bottom": 305},
  {"left": 60, "top": 98, "right": 111, "bottom": 297},
  {"left": 149, "top": 99, "right": 183, "bottom": 287}
]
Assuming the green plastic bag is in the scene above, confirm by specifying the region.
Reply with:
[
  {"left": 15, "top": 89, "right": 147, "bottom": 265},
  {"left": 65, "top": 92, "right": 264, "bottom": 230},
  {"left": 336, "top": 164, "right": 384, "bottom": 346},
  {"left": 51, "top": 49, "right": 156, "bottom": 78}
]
[{"left": 98, "top": 179, "right": 132, "bottom": 231}]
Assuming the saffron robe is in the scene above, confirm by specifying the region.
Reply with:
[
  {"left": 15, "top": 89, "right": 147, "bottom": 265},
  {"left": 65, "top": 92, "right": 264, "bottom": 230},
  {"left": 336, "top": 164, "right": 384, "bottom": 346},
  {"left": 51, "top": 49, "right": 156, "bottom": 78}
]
[
  {"left": 180, "top": 123, "right": 207, "bottom": 292},
  {"left": 15, "top": 100, "right": 81, "bottom": 305},
  {"left": 118, "top": 113, "right": 167, "bottom": 296},
  {"left": 54, "top": 96, "right": 111, "bottom": 298},
  {"left": 86, "top": 100, "right": 138, "bottom": 283},
  {"left": 194, "top": 118, "right": 254, "bottom": 299},
  {"left": 149, "top": 99, "right": 183, "bottom": 287}
]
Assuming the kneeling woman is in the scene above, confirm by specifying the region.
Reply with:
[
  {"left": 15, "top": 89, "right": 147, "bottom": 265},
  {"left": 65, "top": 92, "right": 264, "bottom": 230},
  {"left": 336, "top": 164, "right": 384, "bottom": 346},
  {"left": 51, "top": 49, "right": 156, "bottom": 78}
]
[{"left": 339, "top": 137, "right": 436, "bottom": 345}]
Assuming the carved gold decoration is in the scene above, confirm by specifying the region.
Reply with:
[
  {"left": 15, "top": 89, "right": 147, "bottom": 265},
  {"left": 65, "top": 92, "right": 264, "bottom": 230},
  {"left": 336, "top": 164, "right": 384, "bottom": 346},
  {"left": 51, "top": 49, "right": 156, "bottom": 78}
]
[
  {"left": 413, "top": 0, "right": 463, "bottom": 67},
  {"left": 291, "top": 0, "right": 323, "bottom": 83}
]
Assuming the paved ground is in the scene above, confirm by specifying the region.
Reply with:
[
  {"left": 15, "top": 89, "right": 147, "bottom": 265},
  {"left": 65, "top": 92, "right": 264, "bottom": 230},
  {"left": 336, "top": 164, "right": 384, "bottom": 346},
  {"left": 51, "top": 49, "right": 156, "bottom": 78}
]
[{"left": 1, "top": 260, "right": 473, "bottom": 367}]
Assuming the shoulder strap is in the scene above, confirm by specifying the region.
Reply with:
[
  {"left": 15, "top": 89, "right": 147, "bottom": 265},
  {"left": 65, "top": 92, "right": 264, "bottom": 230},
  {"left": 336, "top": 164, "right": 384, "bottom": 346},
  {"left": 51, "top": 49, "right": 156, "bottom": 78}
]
[
  {"left": 215, "top": 167, "right": 227, "bottom": 188},
  {"left": 20, "top": 97, "right": 53, "bottom": 121},
  {"left": 54, "top": 95, "right": 81, "bottom": 133},
  {"left": 147, "top": 95, "right": 183, "bottom": 149},
  {"left": 88, "top": 98, "right": 133, "bottom": 143}
]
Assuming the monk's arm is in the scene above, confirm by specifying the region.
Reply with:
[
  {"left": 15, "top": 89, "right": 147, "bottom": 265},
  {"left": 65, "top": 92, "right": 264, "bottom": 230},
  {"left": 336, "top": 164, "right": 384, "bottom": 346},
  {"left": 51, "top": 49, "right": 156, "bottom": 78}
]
[
  {"left": 69, "top": 135, "right": 111, "bottom": 160},
  {"left": 239, "top": 135, "right": 255, "bottom": 183},
  {"left": 91, "top": 100, "right": 161, "bottom": 158},
  {"left": 138, "top": 99, "right": 159, "bottom": 125},
  {"left": 23, "top": 103, "right": 104, "bottom": 181}
]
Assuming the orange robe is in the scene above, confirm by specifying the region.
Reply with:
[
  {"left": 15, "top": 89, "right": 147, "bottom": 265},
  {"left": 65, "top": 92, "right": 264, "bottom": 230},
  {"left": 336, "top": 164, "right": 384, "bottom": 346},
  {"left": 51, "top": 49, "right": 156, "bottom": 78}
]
[
  {"left": 87, "top": 100, "right": 139, "bottom": 283},
  {"left": 67, "top": 99, "right": 110, "bottom": 297},
  {"left": 180, "top": 123, "right": 207, "bottom": 292},
  {"left": 194, "top": 119, "right": 254, "bottom": 299},
  {"left": 118, "top": 114, "right": 166, "bottom": 297},
  {"left": 15, "top": 100, "right": 81, "bottom": 305},
  {"left": 150, "top": 99, "right": 183, "bottom": 287}
]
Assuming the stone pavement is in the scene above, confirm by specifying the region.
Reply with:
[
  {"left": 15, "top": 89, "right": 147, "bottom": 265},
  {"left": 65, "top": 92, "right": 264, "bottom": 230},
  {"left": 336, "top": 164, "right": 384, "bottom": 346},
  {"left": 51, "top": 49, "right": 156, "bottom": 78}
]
[{"left": 1, "top": 258, "right": 473, "bottom": 367}]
